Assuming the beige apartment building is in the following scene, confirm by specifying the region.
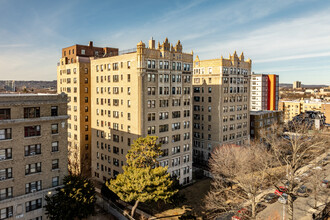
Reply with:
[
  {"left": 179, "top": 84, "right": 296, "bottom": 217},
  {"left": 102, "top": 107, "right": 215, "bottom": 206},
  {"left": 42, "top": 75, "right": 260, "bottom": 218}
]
[
  {"left": 192, "top": 52, "right": 251, "bottom": 164},
  {"left": 0, "top": 93, "right": 68, "bottom": 220},
  {"left": 57, "top": 42, "right": 118, "bottom": 175},
  {"left": 279, "top": 99, "right": 330, "bottom": 122},
  {"left": 90, "top": 38, "right": 193, "bottom": 184}
]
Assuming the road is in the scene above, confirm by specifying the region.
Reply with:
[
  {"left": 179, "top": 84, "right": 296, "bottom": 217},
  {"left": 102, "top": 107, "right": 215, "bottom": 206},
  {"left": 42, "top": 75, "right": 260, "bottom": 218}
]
[{"left": 257, "top": 158, "right": 330, "bottom": 220}]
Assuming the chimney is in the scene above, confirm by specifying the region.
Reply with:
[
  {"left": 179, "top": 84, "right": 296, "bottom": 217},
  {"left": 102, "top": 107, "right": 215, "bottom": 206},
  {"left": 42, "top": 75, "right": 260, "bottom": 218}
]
[
  {"left": 149, "top": 37, "right": 155, "bottom": 49},
  {"left": 89, "top": 41, "right": 93, "bottom": 48}
]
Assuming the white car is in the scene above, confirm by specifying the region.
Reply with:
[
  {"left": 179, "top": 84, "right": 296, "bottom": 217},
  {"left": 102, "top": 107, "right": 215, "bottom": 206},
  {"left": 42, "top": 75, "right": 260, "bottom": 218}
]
[{"left": 278, "top": 193, "right": 288, "bottom": 204}]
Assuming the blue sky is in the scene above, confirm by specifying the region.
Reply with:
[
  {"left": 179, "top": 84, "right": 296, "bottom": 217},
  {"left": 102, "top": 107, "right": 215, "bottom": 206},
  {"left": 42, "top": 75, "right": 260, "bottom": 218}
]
[{"left": 0, "top": 0, "right": 329, "bottom": 85}]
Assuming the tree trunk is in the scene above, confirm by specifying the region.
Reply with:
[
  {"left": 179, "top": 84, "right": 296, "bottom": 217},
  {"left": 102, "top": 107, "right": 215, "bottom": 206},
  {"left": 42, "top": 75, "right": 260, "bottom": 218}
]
[
  {"left": 251, "top": 199, "right": 256, "bottom": 219},
  {"left": 131, "top": 200, "right": 139, "bottom": 217},
  {"left": 287, "top": 194, "right": 294, "bottom": 220},
  {"left": 314, "top": 190, "right": 317, "bottom": 209}
]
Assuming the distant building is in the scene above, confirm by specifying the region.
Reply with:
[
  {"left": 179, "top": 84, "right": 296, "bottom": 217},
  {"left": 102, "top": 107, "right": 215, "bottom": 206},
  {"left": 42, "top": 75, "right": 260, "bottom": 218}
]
[
  {"left": 4, "top": 80, "right": 15, "bottom": 92},
  {"left": 0, "top": 93, "right": 68, "bottom": 219},
  {"left": 321, "top": 103, "right": 330, "bottom": 124},
  {"left": 250, "top": 111, "right": 282, "bottom": 141},
  {"left": 279, "top": 99, "right": 330, "bottom": 122},
  {"left": 320, "top": 86, "right": 330, "bottom": 95},
  {"left": 250, "top": 74, "right": 279, "bottom": 111},
  {"left": 193, "top": 51, "right": 251, "bottom": 165},
  {"left": 293, "top": 81, "right": 302, "bottom": 89},
  {"left": 290, "top": 111, "right": 325, "bottom": 130}
]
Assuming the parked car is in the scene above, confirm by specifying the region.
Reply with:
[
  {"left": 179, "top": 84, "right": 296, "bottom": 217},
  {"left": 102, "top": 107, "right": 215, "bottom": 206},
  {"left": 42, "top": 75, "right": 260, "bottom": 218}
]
[
  {"left": 262, "top": 193, "right": 279, "bottom": 204},
  {"left": 297, "top": 185, "right": 309, "bottom": 197},
  {"left": 274, "top": 186, "right": 287, "bottom": 196},
  {"left": 278, "top": 193, "right": 288, "bottom": 204},
  {"left": 231, "top": 208, "right": 250, "bottom": 220},
  {"left": 321, "top": 158, "right": 329, "bottom": 166},
  {"left": 313, "top": 166, "right": 322, "bottom": 170},
  {"left": 321, "top": 180, "right": 329, "bottom": 188}
]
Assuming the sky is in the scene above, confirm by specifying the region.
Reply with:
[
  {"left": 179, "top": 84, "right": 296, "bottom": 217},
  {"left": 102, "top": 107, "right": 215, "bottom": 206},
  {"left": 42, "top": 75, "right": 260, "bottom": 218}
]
[{"left": 0, "top": 0, "right": 329, "bottom": 85}]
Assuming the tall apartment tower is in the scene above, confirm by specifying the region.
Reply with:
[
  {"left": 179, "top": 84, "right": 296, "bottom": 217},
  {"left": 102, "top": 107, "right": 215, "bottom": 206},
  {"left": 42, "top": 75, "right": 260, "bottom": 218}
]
[
  {"left": 0, "top": 93, "right": 68, "bottom": 219},
  {"left": 91, "top": 38, "right": 193, "bottom": 184},
  {"left": 57, "top": 41, "right": 118, "bottom": 175},
  {"left": 192, "top": 52, "right": 251, "bottom": 165},
  {"left": 250, "top": 74, "right": 279, "bottom": 111},
  {"left": 293, "top": 81, "right": 302, "bottom": 89}
]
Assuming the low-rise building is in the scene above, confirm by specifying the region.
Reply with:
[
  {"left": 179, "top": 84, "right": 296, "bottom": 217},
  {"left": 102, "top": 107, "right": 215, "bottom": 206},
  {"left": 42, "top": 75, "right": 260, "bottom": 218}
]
[
  {"left": 250, "top": 111, "right": 282, "bottom": 141},
  {"left": 0, "top": 93, "right": 68, "bottom": 219},
  {"left": 279, "top": 99, "right": 330, "bottom": 123}
]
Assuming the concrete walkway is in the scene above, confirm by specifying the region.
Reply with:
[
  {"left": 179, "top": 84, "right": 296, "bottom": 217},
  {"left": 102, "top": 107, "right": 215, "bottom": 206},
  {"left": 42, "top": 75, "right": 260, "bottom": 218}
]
[{"left": 96, "top": 194, "right": 128, "bottom": 220}]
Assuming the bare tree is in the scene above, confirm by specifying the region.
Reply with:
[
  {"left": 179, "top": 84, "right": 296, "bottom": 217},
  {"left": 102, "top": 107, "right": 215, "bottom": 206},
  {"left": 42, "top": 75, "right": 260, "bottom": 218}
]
[
  {"left": 309, "top": 168, "right": 328, "bottom": 209},
  {"left": 204, "top": 142, "right": 277, "bottom": 219},
  {"left": 261, "top": 122, "right": 330, "bottom": 220}
]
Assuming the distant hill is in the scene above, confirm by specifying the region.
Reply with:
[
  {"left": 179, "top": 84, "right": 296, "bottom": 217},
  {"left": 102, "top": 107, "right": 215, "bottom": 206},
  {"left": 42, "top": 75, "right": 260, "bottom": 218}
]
[
  {"left": 279, "top": 83, "right": 328, "bottom": 88},
  {"left": 0, "top": 80, "right": 57, "bottom": 89}
]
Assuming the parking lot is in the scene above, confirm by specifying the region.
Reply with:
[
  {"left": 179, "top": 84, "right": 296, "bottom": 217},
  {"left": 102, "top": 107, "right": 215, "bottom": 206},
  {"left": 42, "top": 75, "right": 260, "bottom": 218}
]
[{"left": 257, "top": 155, "right": 330, "bottom": 220}]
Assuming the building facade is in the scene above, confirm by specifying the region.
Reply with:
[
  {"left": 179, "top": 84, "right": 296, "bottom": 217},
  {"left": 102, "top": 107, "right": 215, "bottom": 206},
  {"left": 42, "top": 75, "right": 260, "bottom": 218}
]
[
  {"left": 192, "top": 52, "right": 251, "bottom": 165},
  {"left": 279, "top": 99, "right": 330, "bottom": 122},
  {"left": 250, "top": 110, "right": 282, "bottom": 141},
  {"left": 0, "top": 93, "right": 68, "bottom": 219},
  {"left": 57, "top": 41, "right": 118, "bottom": 175},
  {"left": 250, "top": 74, "right": 279, "bottom": 111},
  {"left": 90, "top": 38, "right": 193, "bottom": 184}
]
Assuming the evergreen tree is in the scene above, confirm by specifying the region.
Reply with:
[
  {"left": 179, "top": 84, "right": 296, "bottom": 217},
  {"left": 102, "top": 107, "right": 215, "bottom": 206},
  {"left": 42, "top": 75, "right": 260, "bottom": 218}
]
[
  {"left": 107, "top": 136, "right": 177, "bottom": 217},
  {"left": 45, "top": 175, "right": 96, "bottom": 220}
]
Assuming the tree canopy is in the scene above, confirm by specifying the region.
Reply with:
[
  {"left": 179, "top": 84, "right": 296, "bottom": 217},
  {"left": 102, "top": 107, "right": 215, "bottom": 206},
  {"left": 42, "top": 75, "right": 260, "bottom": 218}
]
[
  {"left": 45, "top": 175, "right": 96, "bottom": 220},
  {"left": 107, "top": 136, "right": 177, "bottom": 217}
]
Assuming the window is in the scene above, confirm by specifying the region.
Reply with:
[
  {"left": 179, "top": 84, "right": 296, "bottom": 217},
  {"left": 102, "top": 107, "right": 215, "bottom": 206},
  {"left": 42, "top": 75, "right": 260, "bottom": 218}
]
[
  {"left": 52, "top": 176, "right": 59, "bottom": 187},
  {"left": 147, "top": 126, "right": 156, "bottom": 134},
  {"left": 0, "top": 187, "right": 12, "bottom": 201},
  {"left": 159, "top": 124, "right": 169, "bottom": 133},
  {"left": 0, "top": 129, "right": 11, "bottom": 140},
  {"left": 0, "top": 206, "right": 13, "bottom": 219},
  {"left": 0, "top": 109, "right": 10, "bottom": 120},
  {"left": 25, "top": 180, "right": 41, "bottom": 194},
  {"left": 52, "top": 159, "right": 59, "bottom": 170},
  {"left": 0, "top": 149, "right": 11, "bottom": 160},
  {"left": 25, "top": 162, "right": 41, "bottom": 175},
  {"left": 51, "top": 124, "right": 58, "bottom": 134},
  {"left": 147, "top": 60, "right": 151, "bottom": 68},
  {"left": 24, "top": 107, "right": 40, "bottom": 118},
  {"left": 147, "top": 113, "right": 156, "bottom": 121},
  {"left": 26, "top": 198, "right": 42, "bottom": 212},
  {"left": 0, "top": 168, "right": 12, "bottom": 181},
  {"left": 25, "top": 144, "right": 41, "bottom": 156},
  {"left": 52, "top": 141, "right": 59, "bottom": 152},
  {"left": 24, "top": 125, "right": 41, "bottom": 137}
]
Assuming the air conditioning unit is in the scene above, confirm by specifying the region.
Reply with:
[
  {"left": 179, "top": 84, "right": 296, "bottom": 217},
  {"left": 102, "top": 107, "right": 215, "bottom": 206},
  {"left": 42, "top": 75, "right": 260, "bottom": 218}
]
[
  {"left": 0, "top": 157, "right": 5, "bottom": 161},
  {"left": 31, "top": 189, "right": 36, "bottom": 193},
  {"left": 8, "top": 212, "right": 12, "bottom": 217},
  {"left": 0, "top": 177, "right": 6, "bottom": 181},
  {"left": 30, "top": 152, "right": 36, "bottom": 155}
]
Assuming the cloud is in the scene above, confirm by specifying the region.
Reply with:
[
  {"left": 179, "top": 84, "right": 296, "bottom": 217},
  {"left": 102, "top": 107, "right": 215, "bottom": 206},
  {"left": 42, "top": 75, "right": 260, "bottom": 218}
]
[
  {"left": 255, "top": 52, "right": 330, "bottom": 63},
  {"left": 0, "top": 44, "right": 31, "bottom": 48}
]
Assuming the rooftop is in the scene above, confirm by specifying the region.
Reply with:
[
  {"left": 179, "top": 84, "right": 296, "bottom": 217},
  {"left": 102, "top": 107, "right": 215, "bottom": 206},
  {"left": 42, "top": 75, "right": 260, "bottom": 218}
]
[{"left": 250, "top": 110, "right": 282, "bottom": 115}]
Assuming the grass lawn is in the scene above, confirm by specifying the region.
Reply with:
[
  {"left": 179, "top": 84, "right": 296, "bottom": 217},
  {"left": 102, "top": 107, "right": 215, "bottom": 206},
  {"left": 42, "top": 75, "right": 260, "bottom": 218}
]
[{"left": 152, "top": 178, "right": 212, "bottom": 219}]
